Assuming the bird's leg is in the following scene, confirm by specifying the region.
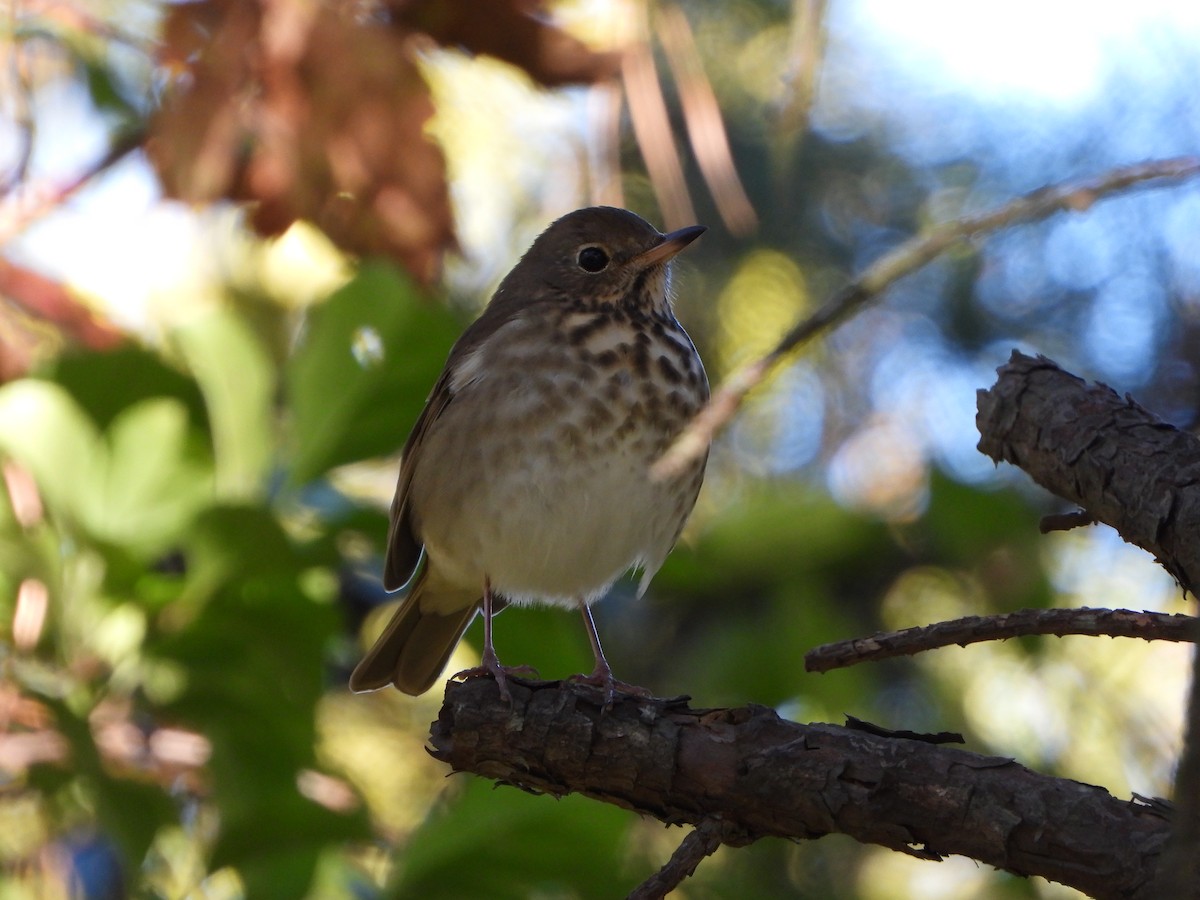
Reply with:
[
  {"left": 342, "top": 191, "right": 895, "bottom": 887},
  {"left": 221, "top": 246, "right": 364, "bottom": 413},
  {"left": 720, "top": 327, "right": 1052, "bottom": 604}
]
[
  {"left": 453, "top": 578, "right": 537, "bottom": 704},
  {"left": 569, "top": 602, "right": 652, "bottom": 709}
]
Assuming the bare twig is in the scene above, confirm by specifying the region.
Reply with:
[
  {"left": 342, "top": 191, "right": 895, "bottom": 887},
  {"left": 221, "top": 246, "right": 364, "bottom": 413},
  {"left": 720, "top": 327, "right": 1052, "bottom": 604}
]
[
  {"left": 656, "top": 4, "right": 757, "bottom": 236},
  {"left": 653, "top": 156, "right": 1200, "bottom": 480},
  {"left": 627, "top": 820, "right": 735, "bottom": 900},
  {"left": 0, "top": 128, "right": 145, "bottom": 243},
  {"left": 0, "top": 258, "right": 124, "bottom": 351},
  {"left": 770, "top": 0, "right": 828, "bottom": 175},
  {"left": 622, "top": 8, "right": 696, "bottom": 231},
  {"left": 806, "top": 608, "right": 1199, "bottom": 673}
]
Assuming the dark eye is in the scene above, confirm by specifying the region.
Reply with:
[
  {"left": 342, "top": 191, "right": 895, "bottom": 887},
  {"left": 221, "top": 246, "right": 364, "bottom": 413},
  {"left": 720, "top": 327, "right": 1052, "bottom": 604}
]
[{"left": 577, "top": 246, "right": 610, "bottom": 273}]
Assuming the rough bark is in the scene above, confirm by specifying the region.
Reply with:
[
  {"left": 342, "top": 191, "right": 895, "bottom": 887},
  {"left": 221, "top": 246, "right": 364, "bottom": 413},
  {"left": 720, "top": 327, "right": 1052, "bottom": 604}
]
[
  {"left": 977, "top": 350, "right": 1200, "bottom": 898},
  {"left": 976, "top": 350, "right": 1200, "bottom": 592},
  {"left": 429, "top": 677, "right": 1169, "bottom": 898}
]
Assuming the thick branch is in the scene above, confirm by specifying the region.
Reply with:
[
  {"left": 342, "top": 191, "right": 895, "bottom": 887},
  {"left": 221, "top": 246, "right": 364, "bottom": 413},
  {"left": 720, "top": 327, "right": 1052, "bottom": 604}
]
[
  {"left": 429, "top": 678, "right": 1168, "bottom": 898},
  {"left": 977, "top": 350, "right": 1200, "bottom": 592},
  {"left": 806, "top": 607, "right": 1199, "bottom": 673}
]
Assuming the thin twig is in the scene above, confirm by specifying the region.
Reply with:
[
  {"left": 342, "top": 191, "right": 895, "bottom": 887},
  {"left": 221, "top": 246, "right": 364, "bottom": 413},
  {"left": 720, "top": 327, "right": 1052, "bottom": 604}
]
[
  {"left": 805, "top": 607, "right": 1200, "bottom": 673},
  {"left": 771, "top": 0, "right": 828, "bottom": 167},
  {"left": 0, "top": 128, "right": 145, "bottom": 243},
  {"left": 622, "top": 5, "right": 696, "bottom": 231},
  {"left": 656, "top": 4, "right": 757, "bottom": 236},
  {"left": 652, "top": 156, "right": 1200, "bottom": 480},
  {"left": 627, "top": 820, "right": 732, "bottom": 900},
  {"left": 2, "top": 3, "right": 36, "bottom": 195}
]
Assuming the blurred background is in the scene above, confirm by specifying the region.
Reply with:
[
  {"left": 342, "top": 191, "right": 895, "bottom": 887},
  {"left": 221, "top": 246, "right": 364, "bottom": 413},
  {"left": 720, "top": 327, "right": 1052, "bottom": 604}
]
[{"left": 1, "top": 0, "right": 1198, "bottom": 897}]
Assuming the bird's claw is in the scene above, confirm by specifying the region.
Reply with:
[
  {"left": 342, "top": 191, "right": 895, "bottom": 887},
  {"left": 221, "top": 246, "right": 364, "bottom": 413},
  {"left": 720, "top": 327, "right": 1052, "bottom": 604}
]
[
  {"left": 567, "top": 669, "right": 653, "bottom": 710},
  {"left": 453, "top": 651, "right": 540, "bottom": 705}
]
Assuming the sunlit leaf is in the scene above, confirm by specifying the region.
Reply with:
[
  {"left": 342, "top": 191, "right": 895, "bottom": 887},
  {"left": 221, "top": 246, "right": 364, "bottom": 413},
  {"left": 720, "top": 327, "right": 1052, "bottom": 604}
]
[
  {"left": 83, "top": 398, "right": 213, "bottom": 554},
  {"left": 171, "top": 309, "right": 274, "bottom": 500},
  {"left": 0, "top": 386, "right": 209, "bottom": 555},
  {"left": 0, "top": 380, "right": 99, "bottom": 529}
]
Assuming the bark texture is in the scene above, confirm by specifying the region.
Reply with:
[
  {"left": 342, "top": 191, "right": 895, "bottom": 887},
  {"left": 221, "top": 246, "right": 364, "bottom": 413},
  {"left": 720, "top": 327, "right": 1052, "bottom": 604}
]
[
  {"left": 430, "top": 677, "right": 1169, "bottom": 898},
  {"left": 976, "top": 350, "right": 1200, "bottom": 592},
  {"left": 978, "top": 349, "right": 1200, "bottom": 898}
]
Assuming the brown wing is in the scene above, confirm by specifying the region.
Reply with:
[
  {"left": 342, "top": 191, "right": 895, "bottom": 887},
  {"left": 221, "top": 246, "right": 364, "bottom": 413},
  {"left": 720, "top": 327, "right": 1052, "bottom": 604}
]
[
  {"left": 382, "top": 368, "right": 454, "bottom": 591},
  {"left": 381, "top": 301, "right": 524, "bottom": 592}
]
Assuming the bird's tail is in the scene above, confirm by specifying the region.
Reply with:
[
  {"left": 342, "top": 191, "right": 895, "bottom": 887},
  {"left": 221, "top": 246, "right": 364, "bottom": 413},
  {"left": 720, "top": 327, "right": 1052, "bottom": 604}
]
[{"left": 349, "top": 571, "right": 479, "bottom": 695}]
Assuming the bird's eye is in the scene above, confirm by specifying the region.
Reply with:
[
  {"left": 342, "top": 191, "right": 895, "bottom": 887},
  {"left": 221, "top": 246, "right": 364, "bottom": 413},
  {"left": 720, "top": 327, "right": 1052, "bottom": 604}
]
[{"left": 577, "top": 246, "right": 610, "bottom": 273}]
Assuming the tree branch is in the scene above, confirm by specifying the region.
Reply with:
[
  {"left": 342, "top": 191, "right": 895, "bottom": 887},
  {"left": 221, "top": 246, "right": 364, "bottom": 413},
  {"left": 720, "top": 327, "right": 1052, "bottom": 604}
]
[
  {"left": 653, "top": 157, "right": 1200, "bottom": 481},
  {"left": 977, "top": 350, "right": 1200, "bottom": 592},
  {"left": 805, "top": 607, "right": 1199, "bottom": 673},
  {"left": 429, "top": 677, "right": 1168, "bottom": 898},
  {"left": 976, "top": 350, "right": 1200, "bottom": 897},
  {"left": 626, "top": 818, "right": 732, "bottom": 900}
]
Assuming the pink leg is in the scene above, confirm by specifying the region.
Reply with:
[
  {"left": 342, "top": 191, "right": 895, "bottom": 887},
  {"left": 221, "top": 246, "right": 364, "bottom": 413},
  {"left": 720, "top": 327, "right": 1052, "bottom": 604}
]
[
  {"left": 453, "top": 578, "right": 537, "bottom": 703},
  {"left": 569, "top": 602, "right": 652, "bottom": 708}
]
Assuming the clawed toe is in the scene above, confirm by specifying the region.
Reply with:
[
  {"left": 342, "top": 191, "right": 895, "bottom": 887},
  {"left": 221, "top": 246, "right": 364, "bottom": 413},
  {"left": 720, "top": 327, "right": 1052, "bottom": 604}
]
[
  {"left": 567, "top": 670, "right": 653, "bottom": 709},
  {"left": 453, "top": 658, "right": 541, "bottom": 704}
]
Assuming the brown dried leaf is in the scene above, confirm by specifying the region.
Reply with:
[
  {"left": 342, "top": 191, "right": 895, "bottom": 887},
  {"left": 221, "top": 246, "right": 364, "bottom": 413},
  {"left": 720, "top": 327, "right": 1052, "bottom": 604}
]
[
  {"left": 394, "top": 0, "right": 621, "bottom": 86},
  {"left": 148, "top": 0, "right": 454, "bottom": 282}
]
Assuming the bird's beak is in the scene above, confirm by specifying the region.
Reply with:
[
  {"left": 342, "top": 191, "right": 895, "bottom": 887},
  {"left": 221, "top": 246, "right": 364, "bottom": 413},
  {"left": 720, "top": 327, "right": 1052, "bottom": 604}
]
[{"left": 633, "top": 224, "right": 707, "bottom": 268}]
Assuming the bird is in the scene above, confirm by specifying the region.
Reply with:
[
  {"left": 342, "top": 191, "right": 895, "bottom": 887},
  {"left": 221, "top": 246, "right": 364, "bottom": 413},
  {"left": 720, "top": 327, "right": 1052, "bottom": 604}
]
[{"left": 348, "top": 206, "right": 709, "bottom": 705}]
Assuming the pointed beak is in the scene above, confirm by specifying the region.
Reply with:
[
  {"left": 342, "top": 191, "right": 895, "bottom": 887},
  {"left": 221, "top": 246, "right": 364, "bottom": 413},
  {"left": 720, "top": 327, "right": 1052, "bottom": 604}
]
[{"left": 633, "top": 224, "right": 707, "bottom": 268}]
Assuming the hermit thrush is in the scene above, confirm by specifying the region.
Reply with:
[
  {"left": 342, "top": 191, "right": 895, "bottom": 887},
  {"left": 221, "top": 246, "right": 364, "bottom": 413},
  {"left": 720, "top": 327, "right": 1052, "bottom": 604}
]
[{"left": 349, "top": 207, "right": 709, "bottom": 705}]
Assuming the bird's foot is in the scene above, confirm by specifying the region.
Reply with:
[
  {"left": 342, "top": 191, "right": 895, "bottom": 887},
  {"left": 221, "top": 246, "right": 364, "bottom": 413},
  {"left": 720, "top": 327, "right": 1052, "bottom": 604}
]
[
  {"left": 453, "top": 648, "right": 539, "bottom": 705},
  {"left": 567, "top": 665, "right": 653, "bottom": 710}
]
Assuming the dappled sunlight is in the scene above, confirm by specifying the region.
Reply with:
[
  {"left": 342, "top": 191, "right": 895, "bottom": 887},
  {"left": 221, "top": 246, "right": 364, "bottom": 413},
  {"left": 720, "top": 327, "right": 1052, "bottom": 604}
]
[
  {"left": 422, "top": 53, "right": 590, "bottom": 301},
  {"left": 827, "top": 415, "right": 929, "bottom": 521},
  {"left": 716, "top": 248, "right": 810, "bottom": 372},
  {"left": 245, "top": 222, "right": 354, "bottom": 309},
  {"left": 317, "top": 643, "right": 478, "bottom": 841},
  {"left": 858, "top": 851, "right": 998, "bottom": 900},
  {"left": 881, "top": 548, "right": 1187, "bottom": 795}
]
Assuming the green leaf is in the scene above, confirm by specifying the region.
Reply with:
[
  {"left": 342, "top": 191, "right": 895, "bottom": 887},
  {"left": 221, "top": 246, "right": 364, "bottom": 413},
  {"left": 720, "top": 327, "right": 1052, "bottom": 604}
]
[
  {"left": 0, "top": 381, "right": 214, "bottom": 558},
  {"left": 85, "top": 398, "right": 214, "bottom": 553},
  {"left": 51, "top": 345, "right": 210, "bottom": 434},
  {"left": 172, "top": 310, "right": 275, "bottom": 500},
  {"left": 217, "top": 790, "right": 368, "bottom": 900},
  {"left": 286, "top": 263, "right": 461, "bottom": 484},
  {"left": 0, "top": 380, "right": 101, "bottom": 523}
]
